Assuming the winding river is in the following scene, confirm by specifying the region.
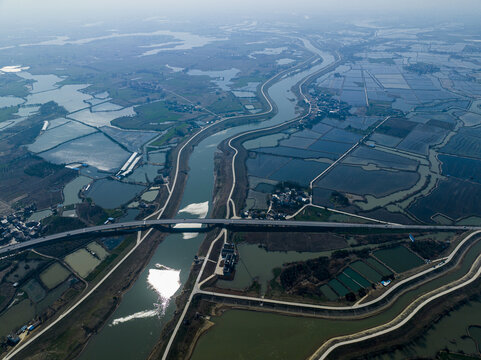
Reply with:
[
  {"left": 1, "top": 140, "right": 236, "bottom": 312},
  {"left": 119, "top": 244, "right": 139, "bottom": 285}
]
[{"left": 79, "top": 44, "right": 335, "bottom": 360}]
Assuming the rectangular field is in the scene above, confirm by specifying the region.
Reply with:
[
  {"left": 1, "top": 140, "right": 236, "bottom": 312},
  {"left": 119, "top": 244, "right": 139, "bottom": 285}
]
[
  {"left": 373, "top": 246, "right": 424, "bottom": 273},
  {"left": 350, "top": 260, "right": 383, "bottom": 283}
]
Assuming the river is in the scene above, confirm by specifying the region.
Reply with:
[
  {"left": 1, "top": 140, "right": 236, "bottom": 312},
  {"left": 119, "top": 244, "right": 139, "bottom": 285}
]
[{"left": 78, "top": 44, "right": 335, "bottom": 360}]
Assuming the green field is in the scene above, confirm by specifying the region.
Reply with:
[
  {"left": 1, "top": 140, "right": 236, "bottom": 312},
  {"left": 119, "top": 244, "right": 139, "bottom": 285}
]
[
  {"left": 373, "top": 246, "right": 424, "bottom": 273},
  {"left": 337, "top": 272, "right": 361, "bottom": 291},
  {"left": 350, "top": 261, "right": 383, "bottom": 282},
  {"left": 366, "top": 258, "right": 393, "bottom": 277},
  {"left": 344, "top": 267, "right": 371, "bottom": 288},
  {"left": 112, "top": 101, "right": 182, "bottom": 130},
  {"left": 0, "top": 106, "right": 19, "bottom": 122},
  {"left": 328, "top": 278, "right": 349, "bottom": 296},
  {"left": 0, "top": 74, "right": 31, "bottom": 97},
  {"left": 319, "top": 284, "right": 338, "bottom": 301},
  {"left": 134, "top": 101, "right": 181, "bottom": 122},
  {"left": 149, "top": 123, "right": 189, "bottom": 146},
  {"left": 207, "top": 94, "right": 244, "bottom": 113}
]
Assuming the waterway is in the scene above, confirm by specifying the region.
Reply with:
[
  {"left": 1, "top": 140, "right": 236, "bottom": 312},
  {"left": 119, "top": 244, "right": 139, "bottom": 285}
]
[
  {"left": 79, "top": 43, "right": 335, "bottom": 360},
  {"left": 190, "top": 238, "right": 481, "bottom": 359}
]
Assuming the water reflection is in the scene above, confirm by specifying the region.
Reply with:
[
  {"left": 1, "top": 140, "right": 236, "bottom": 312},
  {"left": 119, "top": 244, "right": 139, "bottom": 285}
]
[
  {"left": 110, "top": 267, "right": 181, "bottom": 326},
  {"left": 147, "top": 267, "right": 181, "bottom": 312}
]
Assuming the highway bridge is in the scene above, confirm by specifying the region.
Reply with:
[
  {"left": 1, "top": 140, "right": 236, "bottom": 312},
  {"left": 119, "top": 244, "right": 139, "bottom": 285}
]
[{"left": 1, "top": 218, "right": 479, "bottom": 255}]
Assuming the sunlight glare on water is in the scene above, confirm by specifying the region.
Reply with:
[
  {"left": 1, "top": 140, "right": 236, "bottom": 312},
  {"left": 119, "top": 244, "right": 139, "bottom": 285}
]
[
  {"left": 147, "top": 267, "right": 182, "bottom": 312},
  {"left": 110, "top": 267, "right": 181, "bottom": 326}
]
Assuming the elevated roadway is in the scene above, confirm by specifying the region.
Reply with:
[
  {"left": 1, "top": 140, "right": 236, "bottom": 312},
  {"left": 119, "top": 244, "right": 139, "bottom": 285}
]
[{"left": 2, "top": 218, "right": 478, "bottom": 256}]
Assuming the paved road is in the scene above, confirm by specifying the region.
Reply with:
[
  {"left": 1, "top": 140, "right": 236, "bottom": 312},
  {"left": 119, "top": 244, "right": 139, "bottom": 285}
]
[
  {"left": 315, "top": 249, "right": 481, "bottom": 359},
  {"left": 195, "top": 230, "right": 480, "bottom": 311},
  {"left": 2, "top": 219, "right": 477, "bottom": 256},
  {"left": 2, "top": 43, "right": 335, "bottom": 360},
  {"left": 226, "top": 51, "right": 341, "bottom": 218}
]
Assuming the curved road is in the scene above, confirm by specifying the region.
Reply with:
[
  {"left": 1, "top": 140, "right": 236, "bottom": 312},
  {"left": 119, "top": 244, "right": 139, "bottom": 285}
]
[
  {"left": 2, "top": 41, "right": 335, "bottom": 360},
  {"left": 315, "top": 248, "right": 481, "bottom": 359}
]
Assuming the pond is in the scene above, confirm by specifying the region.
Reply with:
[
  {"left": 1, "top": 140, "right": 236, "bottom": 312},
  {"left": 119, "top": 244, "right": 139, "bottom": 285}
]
[
  {"left": 63, "top": 175, "right": 91, "bottom": 206},
  {"left": 41, "top": 132, "right": 130, "bottom": 172},
  {"left": 87, "top": 179, "right": 145, "bottom": 208},
  {"left": 217, "top": 243, "right": 327, "bottom": 293},
  {"left": 64, "top": 248, "right": 101, "bottom": 278}
]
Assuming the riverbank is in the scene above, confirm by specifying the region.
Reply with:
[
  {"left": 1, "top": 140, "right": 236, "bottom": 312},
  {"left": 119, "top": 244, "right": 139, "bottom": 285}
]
[
  {"left": 8, "top": 230, "right": 164, "bottom": 360},
  {"left": 327, "top": 278, "right": 481, "bottom": 359}
]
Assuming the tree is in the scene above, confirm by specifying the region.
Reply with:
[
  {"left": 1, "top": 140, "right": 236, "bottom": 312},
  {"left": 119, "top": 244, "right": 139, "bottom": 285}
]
[{"left": 345, "top": 292, "right": 356, "bottom": 302}]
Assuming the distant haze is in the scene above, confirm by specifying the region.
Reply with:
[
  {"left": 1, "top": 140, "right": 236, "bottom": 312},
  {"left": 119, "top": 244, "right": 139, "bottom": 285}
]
[{"left": 1, "top": 0, "right": 480, "bottom": 26}]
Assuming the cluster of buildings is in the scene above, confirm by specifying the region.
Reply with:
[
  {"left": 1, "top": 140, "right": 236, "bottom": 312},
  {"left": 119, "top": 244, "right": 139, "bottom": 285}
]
[
  {"left": 312, "top": 93, "right": 350, "bottom": 120},
  {"left": 242, "top": 188, "right": 310, "bottom": 220},
  {"left": 6, "top": 321, "right": 40, "bottom": 347},
  {"left": 220, "top": 243, "right": 238, "bottom": 278},
  {"left": 271, "top": 188, "right": 309, "bottom": 210},
  {"left": 0, "top": 207, "right": 43, "bottom": 246},
  {"left": 241, "top": 208, "right": 289, "bottom": 220}
]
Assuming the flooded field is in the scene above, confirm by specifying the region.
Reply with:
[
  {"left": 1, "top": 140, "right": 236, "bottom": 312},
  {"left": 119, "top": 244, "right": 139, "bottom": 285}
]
[
  {"left": 62, "top": 175, "right": 91, "bottom": 206},
  {"left": 101, "top": 127, "right": 157, "bottom": 152},
  {"left": 40, "top": 132, "right": 130, "bottom": 172},
  {"left": 68, "top": 106, "right": 135, "bottom": 127},
  {"left": 80, "top": 48, "right": 337, "bottom": 359},
  {"left": 87, "top": 242, "right": 109, "bottom": 260},
  {"left": 87, "top": 179, "right": 145, "bottom": 208},
  {"left": 64, "top": 249, "right": 101, "bottom": 278},
  {"left": 217, "top": 243, "right": 327, "bottom": 292},
  {"left": 373, "top": 246, "right": 424, "bottom": 273},
  {"left": 39, "top": 262, "right": 71, "bottom": 289},
  {"left": 28, "top": 120, "right": 97, "bottom": 153},
  {"left": 350, "top": 260, "right": 384, "bottom": 283},
  {"left": 192, "top": 239, "right": 481, "bottom": 360},
  {"left": 191, "top": 309, "right": 372, "bottom": 360},
  {"left": 126, "top": 164, "right": 162, "bottom": 184}
]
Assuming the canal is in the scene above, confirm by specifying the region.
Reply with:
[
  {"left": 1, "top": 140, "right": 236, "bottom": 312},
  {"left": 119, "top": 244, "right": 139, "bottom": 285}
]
[{"left": 78, "top": 43, "right": 335, "bottom": 360}]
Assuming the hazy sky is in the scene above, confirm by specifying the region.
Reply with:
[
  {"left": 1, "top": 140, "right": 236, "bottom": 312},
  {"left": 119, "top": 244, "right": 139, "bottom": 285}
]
[{"left": 0, "top": 0, "right": 480, "bottom": 28}]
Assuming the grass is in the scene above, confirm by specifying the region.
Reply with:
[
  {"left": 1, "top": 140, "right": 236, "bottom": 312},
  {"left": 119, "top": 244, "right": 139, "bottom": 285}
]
[
  {"left": 294, "top": 206, "right": 331, "bottom": 221},
  {"left": 41, "top": 216, "right": 85, "bottom": 235},
  {"left": 24, "top": 160, "right": 65, "bottom": 177},
  {"left": 0, "top": 74, "right": 31, "bottom": 97},
  {"left": 230, "top": 75, "right": 264, "bottom": 88},
  {"left": 207, "top": 94, "right": 244, "bottom": 114},
  {"left": 85, "top": 254, "right": 117, "bottom": 282},
  {"left": 105, "top": 208, "right": 124, "bottom": 219},
  {"left": 135, "top": 101, "right": 181, "bottom": 123},
  {"left": 85, "top": 235, "right": 135, "bottom": 282},
  {"left": 111, "top": 100, "right": 183, "bottom": 130},
  {"left": 0, "top": 106, "right": 19, "bottom": 122},
  {"left": 150, "top": 123, "right": 189, "bottom": 146}
]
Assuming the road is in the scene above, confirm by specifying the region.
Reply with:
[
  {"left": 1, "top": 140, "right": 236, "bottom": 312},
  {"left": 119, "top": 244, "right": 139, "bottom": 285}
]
[
  {"left": 2, "top": 218, "right": 477, "bottom": 256},
  {"left": 314, "top": 245, "right": 481, "bottom": 359},
  {"left": 226, "top": 50, "right": 341, "bottom": 218},
  {"left": 162, "top": 39, "right": 340, "bottom": 359},
  {"left": 2, "top": 40, "right": 331, "bottom": 360},
  {"left": 157, "top": 37, "right": 477, "bottom": 359},
  {"left": 309, "top": 115, "right": 392, "bottom": 189},
  {"left": 195, "top": 230, "right": 480, "bottom": 310}
]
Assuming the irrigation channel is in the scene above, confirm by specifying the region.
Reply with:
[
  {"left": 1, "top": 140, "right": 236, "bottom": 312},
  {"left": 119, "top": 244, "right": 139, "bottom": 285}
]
[
  {"left": 188, "top": 231, "right": 481, "bottom": 360},
  {"left": 77, "top": 41, "right": 336, "bottom": 360}
]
